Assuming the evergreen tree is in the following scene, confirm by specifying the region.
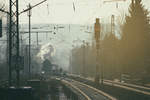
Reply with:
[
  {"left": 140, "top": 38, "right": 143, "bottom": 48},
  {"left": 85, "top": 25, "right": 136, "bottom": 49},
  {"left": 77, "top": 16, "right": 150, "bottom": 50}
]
[
  {"left": 121, "top": 0, "right": 150, "bottom": 78},
  {"left": 101, "top": 33, "right": 120, "bottom": 79}
]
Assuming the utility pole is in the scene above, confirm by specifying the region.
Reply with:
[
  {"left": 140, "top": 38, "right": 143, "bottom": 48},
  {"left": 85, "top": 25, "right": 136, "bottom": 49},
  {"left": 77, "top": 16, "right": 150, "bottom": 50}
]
[
  {"left": 9, "top": 0, "right": 12, "bottom": 86},
  {"left": 36, "top": 32, "right": 39, "bottom": 46},
  {"left": 69, "top": 24, "right": 70, "bottom": 32},
  {"left": 0, "top": 0, "right": 47, "bottom": 86},
  {"left": 70, "top": 50, "right": 72, "bottom": 74},
  {"left": 9, "top": 0, "right": 20, "bottom": 87},
  {"left": 71, "top": 45, "right": 75, "bottom": 74},
  {"left": 71, "top": 49, "right": 73, "bottom": 74},
  {"left": 0, "top": 19, "right": 2, "bottom": 38},
  {"left": 85, "top": 42, "right": 89, "bottom": 77},
  {"left": 82, "top": 40, "right": 86, "bottom": 77},
  {"left": 20, "top": 0, "right": 47, "bottom": 79},
  {"left": 94, "top": 18, "right": 103, "bottom": 84},
  {"left": 0, "top": 0, "right": 20, "bottom": 86},
  {"left": 6, "top": 14, "right": 9, "bottom": 81},
  {"left": 82, "top": 41, "right": 89, "bottom": 77},
  {"left": 28, "top": 4, "right": 31, "bottom": 79},
  {"left": 111, "top": 15, "right": 115, "bottom": 34}
]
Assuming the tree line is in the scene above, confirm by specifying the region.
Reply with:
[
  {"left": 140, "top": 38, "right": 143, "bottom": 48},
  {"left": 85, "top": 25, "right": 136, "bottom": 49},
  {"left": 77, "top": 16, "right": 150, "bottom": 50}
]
[{"left": 70, "top": 0, "right": 150, "bottom": 85}]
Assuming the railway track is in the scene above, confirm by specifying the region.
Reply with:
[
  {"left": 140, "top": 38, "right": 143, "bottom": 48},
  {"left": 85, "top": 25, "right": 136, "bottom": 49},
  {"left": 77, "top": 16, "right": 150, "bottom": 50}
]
[
  {"left": 61, "top": 78, "right": 117, "bottom": 100},
  {"left": 104, "top": 80, "right": 150, "bottom": 93},
  {"left": 67, "top": 74, "right": 150, "bottom": 100},
  {"left": 68, "top": 74, "right": 150, "bottom": 96}
]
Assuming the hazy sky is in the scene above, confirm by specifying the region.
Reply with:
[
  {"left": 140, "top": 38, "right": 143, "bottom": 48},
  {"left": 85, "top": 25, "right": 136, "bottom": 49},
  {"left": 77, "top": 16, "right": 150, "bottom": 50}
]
[
  {"left": 0, "top": 0, "right": 150, "bottom": 69},
  {"left": 0, "top": 0, "right": 150, "bottom": 24}
]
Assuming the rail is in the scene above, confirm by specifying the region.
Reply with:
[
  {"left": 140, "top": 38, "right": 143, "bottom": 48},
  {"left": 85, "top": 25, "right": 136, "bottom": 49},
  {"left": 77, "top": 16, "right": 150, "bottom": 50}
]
[{"left": 61, "top": 79, "right": 91, "bottom": 100}]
